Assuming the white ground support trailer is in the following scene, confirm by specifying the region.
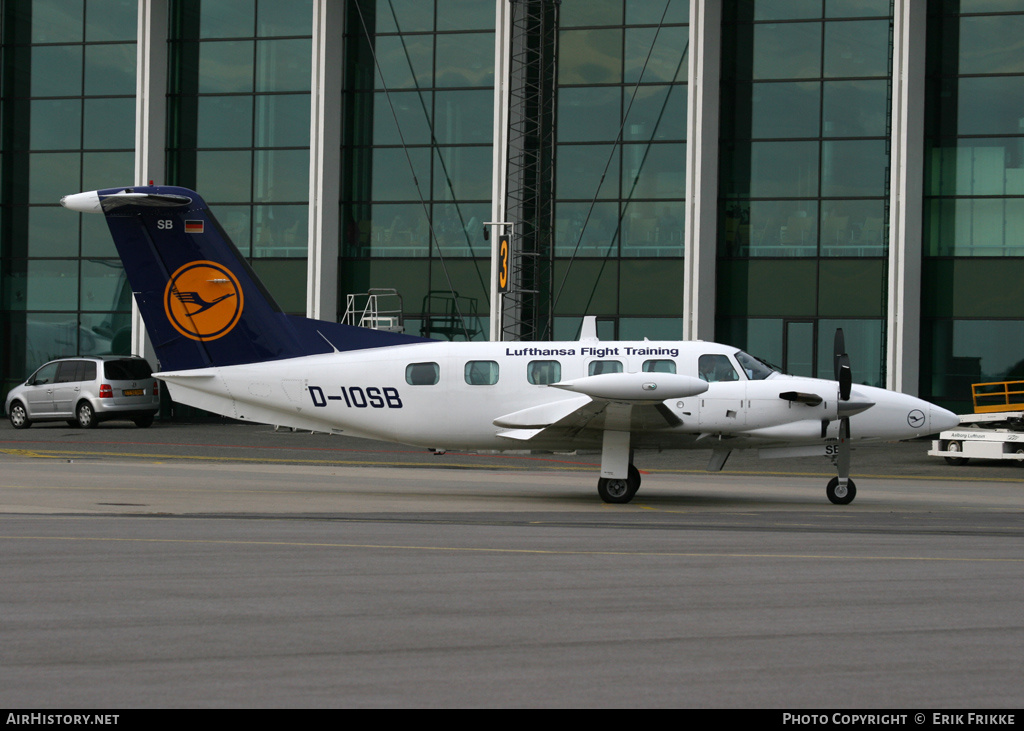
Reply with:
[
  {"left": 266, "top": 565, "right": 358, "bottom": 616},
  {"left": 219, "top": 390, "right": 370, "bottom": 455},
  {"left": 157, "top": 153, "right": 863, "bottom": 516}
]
[
  {"left": 928, "top": 380, "right": 1024, "bottom": 465},
  {"left": 929, "top": 413, "right": 1024, "bottom": 466}
]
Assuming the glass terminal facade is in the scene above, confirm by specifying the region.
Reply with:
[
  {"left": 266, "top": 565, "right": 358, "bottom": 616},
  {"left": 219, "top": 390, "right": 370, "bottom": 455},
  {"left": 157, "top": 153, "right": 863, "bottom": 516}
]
[{"left": 2, "top": 0, "right": 1023, "bottom": 414}]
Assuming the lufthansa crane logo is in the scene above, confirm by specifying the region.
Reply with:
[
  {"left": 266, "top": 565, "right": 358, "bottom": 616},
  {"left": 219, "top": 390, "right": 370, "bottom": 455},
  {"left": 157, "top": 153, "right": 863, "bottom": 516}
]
[{"left": 164, "top": 260, "right": 243, "bottom": 341}]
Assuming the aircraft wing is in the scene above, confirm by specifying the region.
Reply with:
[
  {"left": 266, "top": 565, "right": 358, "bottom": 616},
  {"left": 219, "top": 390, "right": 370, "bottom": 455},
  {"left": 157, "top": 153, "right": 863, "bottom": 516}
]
[{"left": 493, "top": 372, "right": 707, "bottom": 443}]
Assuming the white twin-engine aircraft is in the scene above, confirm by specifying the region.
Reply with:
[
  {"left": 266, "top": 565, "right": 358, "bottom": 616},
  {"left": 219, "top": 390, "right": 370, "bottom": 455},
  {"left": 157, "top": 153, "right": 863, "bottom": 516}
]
[{"left": 62, "top": 186, "right": 959, "bottom": 505}]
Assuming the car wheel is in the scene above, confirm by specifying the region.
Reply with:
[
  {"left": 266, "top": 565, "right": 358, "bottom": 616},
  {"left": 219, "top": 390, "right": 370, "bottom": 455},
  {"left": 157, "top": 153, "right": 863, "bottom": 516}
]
[
  {"left": 76, "top": 401, "right": 97, "bottom": 429},
  {"left": 134, "top": 414, "right": 154, "bottom": 428},
  {"left": 8, "top": 401, "right": 31, "bottom": 429}
]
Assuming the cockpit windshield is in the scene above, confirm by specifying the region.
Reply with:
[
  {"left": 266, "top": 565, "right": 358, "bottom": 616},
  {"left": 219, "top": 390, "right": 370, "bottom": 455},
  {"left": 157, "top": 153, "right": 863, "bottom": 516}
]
[{"left": 735, "top": 351, "right": 780, "bottom": 380}]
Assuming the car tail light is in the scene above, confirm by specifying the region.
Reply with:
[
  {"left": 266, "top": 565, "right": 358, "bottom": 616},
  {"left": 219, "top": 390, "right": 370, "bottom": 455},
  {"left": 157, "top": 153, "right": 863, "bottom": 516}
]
[
  {"left": 153, "top": 380, "right": 159, "bottom": 396},
  {"left": 99, "top": 384, "right": 113, "bottom": 398}
]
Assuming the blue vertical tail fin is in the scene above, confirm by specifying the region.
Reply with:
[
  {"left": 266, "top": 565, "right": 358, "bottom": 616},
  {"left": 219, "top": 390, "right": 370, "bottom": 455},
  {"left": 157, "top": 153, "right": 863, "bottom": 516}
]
[{"left": 62, "top": 185, "right": 427, "bottom": 371}]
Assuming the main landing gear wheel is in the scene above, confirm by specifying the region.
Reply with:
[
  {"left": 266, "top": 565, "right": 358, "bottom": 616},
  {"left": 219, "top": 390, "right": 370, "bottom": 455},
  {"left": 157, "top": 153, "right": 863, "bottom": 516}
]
[
  {"left": 598, "top": 464, "right": 641, "bottom": 504},
  {"left": 944, "top": 441, "right": 969, "bottom": 466},
  {"left": 826, "top": 476, "right": 856, "bottom": 505}
]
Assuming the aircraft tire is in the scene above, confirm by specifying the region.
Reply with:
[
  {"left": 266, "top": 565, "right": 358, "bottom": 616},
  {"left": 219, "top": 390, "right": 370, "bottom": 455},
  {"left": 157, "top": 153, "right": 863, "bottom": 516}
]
[
  {"left": 944, "top": 441, "right": 969, "bottom": 466},
  {"left": 826, "top": 476, "right": 856, "bottom": 505},
  {"left": 597, "top": 465, "right": 641, "bottom": 504}
]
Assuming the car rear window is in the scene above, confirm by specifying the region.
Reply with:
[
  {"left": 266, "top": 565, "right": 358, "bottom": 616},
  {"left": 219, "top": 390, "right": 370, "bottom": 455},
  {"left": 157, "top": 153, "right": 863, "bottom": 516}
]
[{"left": 103, "top": 359, "right": 152, "bottom": 380}]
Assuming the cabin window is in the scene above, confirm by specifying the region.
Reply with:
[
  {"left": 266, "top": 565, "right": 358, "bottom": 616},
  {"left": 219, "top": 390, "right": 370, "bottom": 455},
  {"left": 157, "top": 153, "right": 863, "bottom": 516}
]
[
  {"left": 643, "top": 359, "right": 676, "bottom": 374},
  {"left": 698, "top": 354, "right": 739, "bottom": 383},
  {"left": 528, "top": 360, "right": 561, "bottom": 385},
  {"left": 465, "top": 360, "right": 499, "bottom": 385},
  {"left": 588, "top": 360, "right": 623, "bottom": 376},
  {"left": 406, "top": 362, "right": 440, "bottom": 385}
]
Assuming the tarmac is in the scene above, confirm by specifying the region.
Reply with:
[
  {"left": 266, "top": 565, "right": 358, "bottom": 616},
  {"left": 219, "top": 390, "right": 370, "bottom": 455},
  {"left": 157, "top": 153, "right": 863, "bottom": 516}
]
[{"left": 2, "top": 418, "right": 1023, "bottom": 708}]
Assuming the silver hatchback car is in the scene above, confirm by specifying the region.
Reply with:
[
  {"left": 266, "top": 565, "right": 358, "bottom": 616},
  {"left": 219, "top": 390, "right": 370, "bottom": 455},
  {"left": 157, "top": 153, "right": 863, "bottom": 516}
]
[{"left": 6, "top": 356, "right": 160, "bottom": 429}]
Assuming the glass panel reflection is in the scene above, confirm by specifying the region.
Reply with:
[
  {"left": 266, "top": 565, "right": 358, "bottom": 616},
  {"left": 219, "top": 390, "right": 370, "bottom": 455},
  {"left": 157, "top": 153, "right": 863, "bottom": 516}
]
[
  {"left": 256, "top": 39, "right": 312, "bottom": 92},
  {"left": 373, "top": 35, "right": 433, "bottom": 90},
  {"left": 556, "top": 202, "right": 619, "bottom": 257},
  {"left": 254, "top": 149, "right": 309, "bottom": 202},
  {"left": 83, "top": 98, "right": 136, "bottom": 150},
  {"left": 198, "top": 41, "right": 255, "bottom": 94},
  {"left": 84, "top": 44, "right": 136, "bottom": 95},
  {"left": 557, "top": 145, "right": 620, "bottom": 199},
  {"left": 753, "top": 22, "right": 821, "bottom": 79},
  {"left": 252, "top": 205, "right": 309, "bottom": 257},
  {"left": 749, "top": 81, "right": 820, "bottom": 139},
  {"left": 622, "top": 201, "right": 684, "bottom": 256},
  {"left": 823, "top": 20, "right": 890, "bottom": 78},
  {"left": 80, "top": 259, "right": 127, "bottom": 312},
  {"left": 364, "top": 203, "right": 431, "bottom": 257},
  {"left": 30, "top": 46, "right": 82, "bottom": 97},
  {"left": 31, "top": 100, "right": 82, "bottom": 150},
  {"left": 435, "top": 33, "right": 494, "bottom": 87},
  {"left": 622, "top": 142, "right": 686, "bottom": 199},
  {"left": 433, "top": 90, "right": 493, "bottom": 145},
  {"left": 624, "top": 24, "right": 688, "bottom": 83},
  {"left": 822, "top": 79, "right": 888, "bottom": 137},
  {"left": 27, "top": 260, "right": 79, "bottom": 311},
  {"left": 196, "top": 150, "right": 253, "bottom": 201},
  {"left": 821, "top": 139, "right": 887, "bottom": 198},
  {"left": 559, "top": 87, "right": 620, "bottom": 143},
  {"left": 28, "top": 208, "right": 79, "bottom": 258},
  {"left": 958, "top": 15, "right": 1024, "bottom": 75},
  {"left": 255, "top": 94, "right": 311, "bottom": 148},
  {"left": 200, "top": 0, "right": 256, "bottom": 39},
  {"left": 559, "top": 29, "right": 623, "bottom": 85},
  {"left": 433, "top": 146, "right": 492, "bottom": 201},
  {"left": 198, "top": 96, "right": 254, "bottom": 148},
  {"left": 622, "top": 84, "right": 687, "bottom": 142},
  {"left": 33, "top": 0, "right": 84, "bottom": 42},
  {"left": 29, "top": 153, "right": 81, "bottom": 205}
]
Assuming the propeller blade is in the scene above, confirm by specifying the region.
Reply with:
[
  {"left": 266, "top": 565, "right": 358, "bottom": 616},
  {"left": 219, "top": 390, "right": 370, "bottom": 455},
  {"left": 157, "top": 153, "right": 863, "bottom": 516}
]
[
  {"left": 833, "top": 328, "right": 846, "bottom": 381},
  {"left": 837, "top": 354, "right": 852, "bottom": 401}
]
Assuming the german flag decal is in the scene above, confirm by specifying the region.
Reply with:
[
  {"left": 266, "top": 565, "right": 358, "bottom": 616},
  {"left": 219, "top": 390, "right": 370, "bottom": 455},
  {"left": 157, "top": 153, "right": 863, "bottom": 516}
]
[{"left": 185, "top": 220, "right": 204, "bottom": 234}]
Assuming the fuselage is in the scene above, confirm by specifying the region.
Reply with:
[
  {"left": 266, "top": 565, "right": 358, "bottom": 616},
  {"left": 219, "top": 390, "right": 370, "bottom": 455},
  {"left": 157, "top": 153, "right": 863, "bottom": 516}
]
[{"left": 157, "top": 338, "right": 956, "bottom": 452}]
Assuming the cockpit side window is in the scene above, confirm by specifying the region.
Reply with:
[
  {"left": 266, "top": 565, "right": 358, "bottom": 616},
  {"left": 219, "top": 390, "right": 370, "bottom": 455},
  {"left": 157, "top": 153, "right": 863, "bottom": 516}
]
[
  {"left": 698, "top": 354, "right": 739, "bottom": 383},
  {"left": 734, "top": 351, "right": 779, "bottom": 380}
]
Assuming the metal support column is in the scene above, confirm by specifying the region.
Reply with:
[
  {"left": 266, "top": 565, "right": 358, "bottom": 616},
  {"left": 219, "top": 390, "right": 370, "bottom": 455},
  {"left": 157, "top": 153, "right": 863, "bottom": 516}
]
[
  {"left": 307, "top": 0, "right": 343, "bottom": 321},
  {"left": 500, "top": 0, "right": 558, "bottom": 342},
  {"left": 489, "top": 0, "right": 512, "bottom": 340},
  {"left": 683, "top": 0, "right": 721, "bottom": 342},
  {"left": 887, "top": 0, "right": 926, "bottom": 395},
  {"left": 133, "top": 0, "right": 168, "bottom": 362}
]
